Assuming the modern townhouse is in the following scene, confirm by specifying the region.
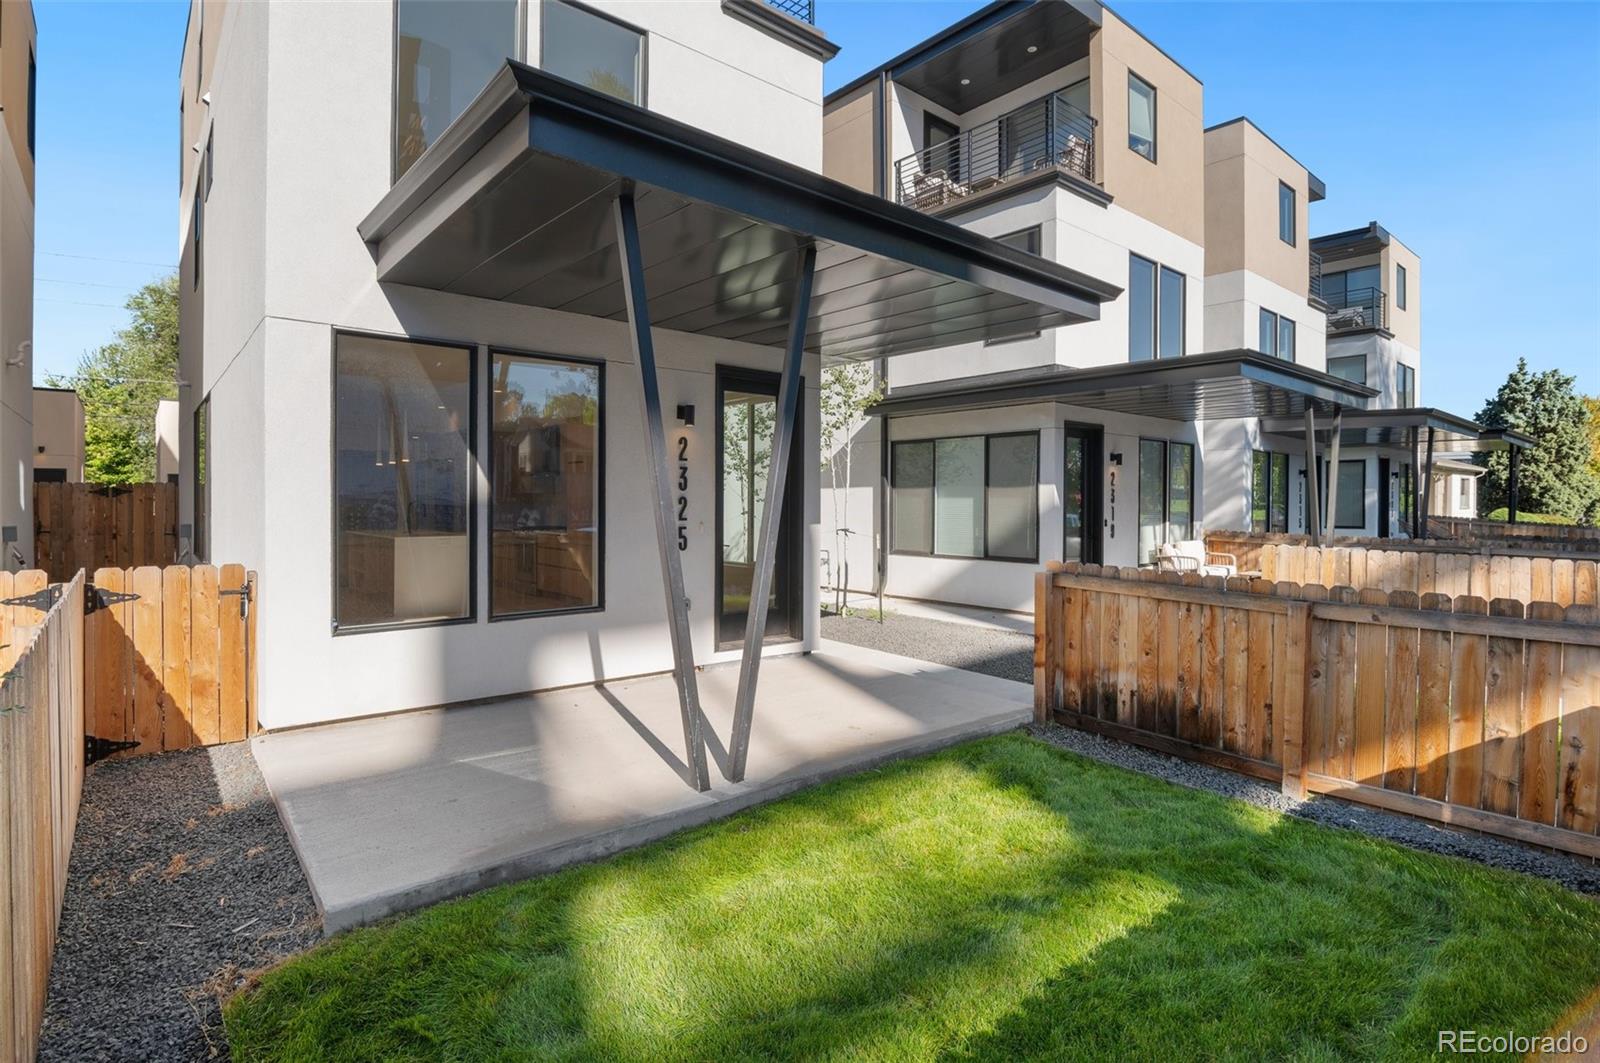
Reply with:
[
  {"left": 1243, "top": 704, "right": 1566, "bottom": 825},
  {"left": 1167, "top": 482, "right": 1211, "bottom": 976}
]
[
  {"left": 0, "top": 0, "right": 36, "bottom": 568},
  {"left": 33, "top": 386, "right": 85, "bottom": 483},
  {"left": 174, "top": 0, "right": 1117, "bottom": 765},
  {"left": 821, "top": 0, "right": 1523, "bottom": 614}
]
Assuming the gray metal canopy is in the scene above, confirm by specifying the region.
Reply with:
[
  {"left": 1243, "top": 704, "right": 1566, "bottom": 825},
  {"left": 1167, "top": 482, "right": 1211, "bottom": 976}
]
[
  {"left": 1260, "top": 407, "right": 1534, "bottom": 452},
  {"left": 868, "top": 350, "right": 1377, "bottom": 420},
  {"left": 359, "top": 62, "right": 1119, "bottom": 362}
]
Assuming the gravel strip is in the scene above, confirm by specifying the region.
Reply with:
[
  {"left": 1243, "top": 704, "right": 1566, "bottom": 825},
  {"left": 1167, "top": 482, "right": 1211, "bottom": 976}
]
[
  {"left": 822, "top": 611, "right": 1033, "bottom": 683},
  {"left": 825, "top": 609, "right": 1600, "bottom": 896},
  {"left": 39, "top": 743, "right": 320, "bottom": 1062}
]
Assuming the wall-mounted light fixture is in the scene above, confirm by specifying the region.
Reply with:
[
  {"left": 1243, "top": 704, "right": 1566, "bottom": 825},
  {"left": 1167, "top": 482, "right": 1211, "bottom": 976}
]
[
  {"left": 1108, "top": 451, "right": 1123, "bottom": 466},
  {"left": 675, "top": 404, "right": 695, "bottom": 426}
]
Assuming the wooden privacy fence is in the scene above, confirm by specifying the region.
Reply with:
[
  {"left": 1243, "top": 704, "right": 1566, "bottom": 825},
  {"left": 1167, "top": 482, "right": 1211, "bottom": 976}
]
[
  {"left": 1035, "top": 563, "right": 1600, "bottom": 859},
  {"left": 0, "top": 572, "right": 85, "bottom": 1061},
  {"left": 84, "top": 564, "right": 257, "bottom": 759},
  {"left": 33, "top": 482, "right": 179, "bottom": 582},
  {"left": 1207, "top": 532, "right": 1600, "bottom": 608},
  {"left": 1429, "top": 516, "right": 1600, "bottom": 550}
]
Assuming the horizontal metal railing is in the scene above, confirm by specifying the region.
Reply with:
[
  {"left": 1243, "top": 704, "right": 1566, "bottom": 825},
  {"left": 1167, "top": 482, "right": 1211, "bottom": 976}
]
[
  {"left": 1308, "top": 250, "right": 1324, "bottom": 303},
  {"left": 892, "top": 90, "right": 1096, "bottom": 211},
  {"left": 764, "top": 0, "right": 814, "bottom": 23},
  {"left": 1324, "top": 286, "right": 1387, "bottom": 333}
]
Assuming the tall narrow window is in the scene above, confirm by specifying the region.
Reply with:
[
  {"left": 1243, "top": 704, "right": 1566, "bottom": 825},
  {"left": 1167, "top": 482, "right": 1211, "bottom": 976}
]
[
  {"left": 1278, "top": 181, "right": 1295, "bottom": 245},
  {"left": 986, "top": 228, "right": 1043, "bottom": 345},
  {"left": 192, "top": 193, "right": 202, "bottom": 291},
  {"left": 1168, "top": 442, "right": 1194, "bottom": 541},
  {"left": 985, "top": 434, "right": 1038, "bottom": 560},
  {"left": 333, "top": 333, "right": 473, "bottom": 630},
  {"left": 1259, "top": 308, "right": 1278, "bottom": 356},
  {"left": 1128, "top": 72, "right": 1156, "bottom": 161},
  {"left": 1398, "top": 363, "right": 1416, "bottom": 406},
  {"left": 890, "top": 441, "right": 934, "bottom": 554},
  {"left": 489, "top": 351, "right": 602, "bottom": 618},
  {"left": 1335, "top": 459, "right": 1366, "bottom": 529},
  {"left": 1128, "top": 254, "right": 1156, "bottom": 361},
  {"left": 1396, "top": 263, "right": 1407, "bottom": 310},
  {"left": 27, "top": 50, "right": 37, "bottom": 159},
  {"left": 193, "top": 398, "right": 210, "bottom": 563},
  {"left": 204, "top": 128, "right": 214, "bottom": 200},
  {"left": 395, "top": 0, "right": 520, "bottom": 178},
  {"left": 1269, "top": 452, "right": 1289, "bottom": 532},
  {"left": 1158, "top": 266, "right": 1185, "bottom": 359},
  {"left": 1138, "top": 439, "right": 1166, "bottom": 564},
  {"left": 933, "top": 436, "right": 985, "bottom": 558},
  {"left": 542, "top": 0, "right": 645, "bottom": 105},
  {"left": 1277, "top": 315, "right": 1295, "bottom": 362},
  {"left": 1251, "top": 451, "right": 1269, "bottom": 531}
]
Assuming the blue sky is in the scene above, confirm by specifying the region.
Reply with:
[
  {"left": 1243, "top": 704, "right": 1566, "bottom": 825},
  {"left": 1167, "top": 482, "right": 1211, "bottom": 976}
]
[{"left": 32, "top": 0, "right": 1600, "bottom": 417}]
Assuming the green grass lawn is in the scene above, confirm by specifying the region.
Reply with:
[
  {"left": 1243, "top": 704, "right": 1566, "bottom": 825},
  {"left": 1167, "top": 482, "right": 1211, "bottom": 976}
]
[{"left": 226, "top": 735, "right": 1600, "bottom": 1061}]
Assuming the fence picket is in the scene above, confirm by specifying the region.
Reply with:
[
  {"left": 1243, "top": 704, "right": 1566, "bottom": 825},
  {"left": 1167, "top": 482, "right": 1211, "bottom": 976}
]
[
  {"left": 1558, "top": 605, "right": 1600, "bottom": 834},
  {"left": 219, "top": 564, "right": 249, "bottom": 743},
  {"left": 1414, "top": 593, "right": 1453, "bottom": 801},
  {"left": 1482, "top": 598, "right": 1526, "bottom": 817},
  {"left": 1520, "top": 601, "right": 1564, "bottom": 825},
  {"left": 1383, "top": 590, "right": 1420, "bottom": 793}
]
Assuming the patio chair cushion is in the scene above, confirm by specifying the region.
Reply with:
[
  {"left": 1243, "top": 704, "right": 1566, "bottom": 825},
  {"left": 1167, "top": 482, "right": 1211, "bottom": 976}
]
[{"left": 1155, "top": 539, "right": 1235, "bottom": 578}]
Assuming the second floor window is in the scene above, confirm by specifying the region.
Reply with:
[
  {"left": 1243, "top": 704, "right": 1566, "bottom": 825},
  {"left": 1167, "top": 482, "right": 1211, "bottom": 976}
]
[
  {"left": 395, "top": 0, "right": 520, "bottom": 179},
  {"left": 1259, "top": 309, "right": 1294, "bottom": 361},
  {"left": 1128, "top": 72, "right": 1156, "bottom": 161},
  {"left": 1398, "top": 363, "right": 1416, "bottom": 406},
  {"left": 1327, "top": 355, "right": 1367, "bottom": 385},
  {"left": 1129, "top": 254, "right": 1184, "bottom": 361},
  {"left": 1278, "top": 181, "right": 1295, "bottom": 246},
  {"left": 986, "top": 228, "right": 1043, "bottom": 345},
  {"left": 543, "top": 0, "right": 645, "bottom": 106},
  {"left": 1396, "top": 263, "right": 1407, "bottom": 310}
]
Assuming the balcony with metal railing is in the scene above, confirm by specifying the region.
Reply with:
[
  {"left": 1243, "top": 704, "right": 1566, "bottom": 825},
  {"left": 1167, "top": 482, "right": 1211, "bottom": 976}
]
[
  {"left": 764, "top": 0, "right": 814, "bottom": 23},
  {"left": 892, "top": 90, "right": 1097, "bottom": 212},
  {"left": 1308, "top": 250, "right": 1324, "bottom": 306},
  {"left": 1324, "top": 286, "right": 1387, "bottom": 334}
]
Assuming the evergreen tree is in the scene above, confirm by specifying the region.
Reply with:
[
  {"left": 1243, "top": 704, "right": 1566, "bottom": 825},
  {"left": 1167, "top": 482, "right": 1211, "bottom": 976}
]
[
  {"left": 1474, "top": 358, "right": 1600, "bottom": 523},
  {"left": 44, "top": 275, "right": 179, "bottom": 484}
]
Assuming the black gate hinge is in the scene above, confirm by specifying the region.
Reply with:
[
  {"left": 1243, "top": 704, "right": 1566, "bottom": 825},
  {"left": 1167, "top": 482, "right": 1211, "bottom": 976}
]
[
  {"left": 2, "top": 585, "right": 61, "bottom": 612},
  {"left": 85, "top": 585, "right": 140, "bottom": 615},
  {"left": 85, "top": 734, "right": 140, "bottom": 766},
  {"left": 220, "top": 583, "right": 252, "bottom": 618}
]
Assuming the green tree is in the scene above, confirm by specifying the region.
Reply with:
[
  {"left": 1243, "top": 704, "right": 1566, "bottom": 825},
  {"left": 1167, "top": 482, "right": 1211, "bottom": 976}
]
[
  {"left": 45, "top": 274, "right": 179, "bottom": 484},
  {"left": 1474, "top": 358, "right": 1600, "bottom": 523},
  {"left": 819, "top": 362, "right": 883, "bottom": 608}
]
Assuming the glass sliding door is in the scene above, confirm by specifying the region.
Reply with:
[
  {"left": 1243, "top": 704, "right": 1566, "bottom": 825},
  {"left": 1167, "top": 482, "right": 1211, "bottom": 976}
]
[{"left": 717, "top": 369, "right": 799, "bottom": 649}]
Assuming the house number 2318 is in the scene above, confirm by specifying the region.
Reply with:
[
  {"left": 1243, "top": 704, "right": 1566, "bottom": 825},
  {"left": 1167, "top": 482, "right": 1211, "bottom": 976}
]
[{"left": 676, "top": 435, "right": 689, "bottom": 551}]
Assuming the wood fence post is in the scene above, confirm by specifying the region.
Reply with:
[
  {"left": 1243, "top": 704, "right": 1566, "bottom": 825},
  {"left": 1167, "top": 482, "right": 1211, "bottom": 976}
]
[
  {"left": 1034, "top": 571, "right": 1056, "bottom": 724},
  {"left": 1279, "top": 601, "right": 1313, "bottom": 799}
]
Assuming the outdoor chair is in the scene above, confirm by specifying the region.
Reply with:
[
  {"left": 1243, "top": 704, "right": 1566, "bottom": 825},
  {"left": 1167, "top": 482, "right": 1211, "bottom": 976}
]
[{"left": 1154, "top": 539, "right": 1237, "bottom": 578}]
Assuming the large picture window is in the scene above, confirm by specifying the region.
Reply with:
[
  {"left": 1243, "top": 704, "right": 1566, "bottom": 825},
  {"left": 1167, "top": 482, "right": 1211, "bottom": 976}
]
[
  {"left": 333, "top": 333, "right": 474, "bottom": 630},
  {"left": 1327, "top": 354, "right": 1366, "bottom": 385},
  {"left": 1138, "top": 438, "right": 1195, "bottom": 563},
  {"left": 891, "top": 432, "right": 1038, "bottom": 562},
  {"left": 490, "top": 351, "right": 602, "bottom": 618},
  {"left": 542, "top": 0, "right": 645, "bottom": 105},
  {"left": 395, "top": 0, "right": 520, "bottom": 179}
]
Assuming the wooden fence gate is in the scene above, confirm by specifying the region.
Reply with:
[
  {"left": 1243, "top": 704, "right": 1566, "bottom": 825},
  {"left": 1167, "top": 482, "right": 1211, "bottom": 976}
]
[{"left": 33, "top": 482, "right": 179, "bottom": 582}]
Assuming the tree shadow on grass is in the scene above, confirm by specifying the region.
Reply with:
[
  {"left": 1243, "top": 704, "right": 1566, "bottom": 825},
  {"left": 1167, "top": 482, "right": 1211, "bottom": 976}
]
[{"left": 226, "top": 735, "right": 1600, "bottom": 1062}]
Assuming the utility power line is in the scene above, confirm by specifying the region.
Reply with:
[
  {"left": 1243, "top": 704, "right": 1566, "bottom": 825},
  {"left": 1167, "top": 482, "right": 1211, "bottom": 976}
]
[{"left": 39, "top": 251, "right": 177, "bottom": 270}]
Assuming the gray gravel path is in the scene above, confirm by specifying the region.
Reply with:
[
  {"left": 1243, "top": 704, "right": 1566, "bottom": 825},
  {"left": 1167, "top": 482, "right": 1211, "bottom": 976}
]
[
  {"left": 825, "top": 608, "right": 1600, "bottom": 896},
  {"left": 822, "top": 611, "right": 1033, "bottom": 683},
  {"left": 39, "top": 743, "right": 319, "bottom": 1062}
]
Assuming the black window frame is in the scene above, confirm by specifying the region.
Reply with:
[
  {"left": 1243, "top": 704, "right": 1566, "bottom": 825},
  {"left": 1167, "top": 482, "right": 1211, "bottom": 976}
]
[
  {"left": 889, "top": 431, "right": 1040, "bottom": 564},
  {"left": 193, "top": 396, "right": 210, "bottom": 562},
  {"left": 1396, "top": 263, "right": 1407, "bottom": 310},
  {"left": 540, "top": 0, "right": 648, "bottom": 105},
  {"left": 1326, "top": 354, "right": 1367, "bottom": 386},
  {"left": 192, "top": 191, "right": 202, "bottom": 291},
  {"left": 1331, "top": 458, "right": 1367, "bottom": 531},
  {"left": 1277, "top": 314, "right": 1295, "bottom": 362},
  {"left": 27, "top": 48, "right": 36, "bottom": 159},
  {"left": 329, "top": 328, "right": 479, "bottom": 635},
  {"left": 1398, "top": 363, "right": 1416, "bottom": 406},
  {"left": 1129, "top": 253, "right": 1183, "bottom": 361},
  {"left": 1278, "top": 181, "right": 1295, "bottom": 246},
  {"left": 1127, "top": 70, "right": 1156, "bottom": 162},
  {"left": 985, "top": 227, "right": 1043, "bottom": 346},
  {"left": 204, "top": 127, "right": 214, "bottom": 200},
  {"left": 1259, "top": 307, "right": 1278, "bottom": 357},
  {"left": 486, "top": 347, "right": 607, "bottom": 622},
  {"left": 1137, "top": 436, "right": 1198, "bottom": 563},
  {"left": 1251, "top": 449, "right": 1291, "bottom": 533}
]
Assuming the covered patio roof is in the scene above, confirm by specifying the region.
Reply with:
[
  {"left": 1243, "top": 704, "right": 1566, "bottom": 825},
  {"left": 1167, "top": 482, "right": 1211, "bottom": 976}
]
[
  {"left": 358, "top": 62, "right": 1119, "bottom": 362},
  {"left": 868, "top": 350, "right": 1377, "bottom": 420},
  {"left": 1260, "top": 407, "right": 1534, "bottom": 452}
]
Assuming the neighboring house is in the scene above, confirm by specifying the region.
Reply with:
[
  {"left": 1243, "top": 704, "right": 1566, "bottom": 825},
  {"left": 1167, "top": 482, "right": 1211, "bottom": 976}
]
[
  {"left": 32, "top": 386, "right": 84, "bottom": 482},
  {"left": 154, "top": 397, "right": 180, "bottom": 482},
  {"left": 820, "top": 0, "right": 1519, "bottom": 612},
  {"left": 1429, "top": 457, "right": 1483, "bottom": 520},
  {"left": 175, "top": 0, "right": 1116, "bottom": 736},
  {"left": 0, "top": 1, "right": 36, "bottom": 566}
]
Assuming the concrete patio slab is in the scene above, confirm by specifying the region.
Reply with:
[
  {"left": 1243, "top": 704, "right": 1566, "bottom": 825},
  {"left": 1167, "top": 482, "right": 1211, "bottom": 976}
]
[{"left": 254, "top": 642, "right": 1030, "bottom": 933}]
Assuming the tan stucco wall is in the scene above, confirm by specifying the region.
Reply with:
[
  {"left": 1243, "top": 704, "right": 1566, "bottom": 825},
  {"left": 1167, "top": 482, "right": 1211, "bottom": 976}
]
[
  {"left": 822, "top": 80, "right": 875, "bottom": 193},
  {"left": 33, "top": 388, "right": 84, "bottom": 481},
  {"left": 1385, "top": 235, "right": 1421, "bottom": 351},
  {"left": 1089, "top": 9, "right": 1203, "bottom": 246},
  {"left": 1203, "top": 119, "right": 1311, "bottom": 297},
  {"left": 0, "top": 0, "right": 35, "bottom": 201}
]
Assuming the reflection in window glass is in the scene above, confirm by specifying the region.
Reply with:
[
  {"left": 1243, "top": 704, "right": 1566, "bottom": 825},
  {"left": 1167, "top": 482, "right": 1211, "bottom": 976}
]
[
  {"left": 333, "top": 334, "right": 472, "bottom": 628},
  {"left": 986, "top": 228, "right": 1045, "bottom": 345},
  {"left": 1398, "top": 364, "right": 1416, "bottom": 406},
  {"left": 1327, "top": 355, "right": 1366, "bottom": 385},
  {"left": 934, "top": 437, "right": 985, "bottom": 557},
  {"left": 1129, "top": 255, "right": 1156, "bottom": 361},
  {"left": 1277, "top": 316, "right": 1295, "bottom": 362},
  {"left": 986, "top": 434, "right": 1037, "bottom": 560},
  {"left": 1259, "top": 308, "right": 1277, "bottom": 356},
  {"left": 490, "top": 353, "right": 601, "bottom": 617},
  {"left": 193, "top": 399, "right": 210, "bottom": 562},
  {"left": 891, "top": 442, "right": 934, "bottom": 554},
  {"left": 543, "top": 0, "right": 644, "bottom": 104},
  {"left": 1278, "top": 181, "right": 1295, "bottom": 245},
  {"left": 1128, "top": 73, "right": 1156, "bottom": 160},
  {"left": 1396, "top": 263, "right": 1407, "bottom": 310},
  {"left": 395, "top": 0, "right": 519, "bottom": 178},
  {"left": 1251, "top": 451, "right": 1268, "bottom": 532},
  {"left": 1158, "top": 266, "right": 1184, "bottom": 359},
  {"left": 1168, "top": 442, "right": 1193, "bottom": 541},
  {"left": 1270, "top": 453, "right": 1288, "bottom": 533},
  {"left": 1138, "top": 439, "right": 1166, "bottom": 564},
  {"left": 1064, "top": 434, "right": 1087, "bottom": 561},
  {"left": 1335, "top": 459, "right": 1366, "bottom": 529}
]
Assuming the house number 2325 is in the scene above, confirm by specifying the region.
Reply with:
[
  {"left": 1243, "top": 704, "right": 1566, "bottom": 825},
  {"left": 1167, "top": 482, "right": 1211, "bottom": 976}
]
[{"left": 676, "top": 434, "right": 689, "bottom": 551}]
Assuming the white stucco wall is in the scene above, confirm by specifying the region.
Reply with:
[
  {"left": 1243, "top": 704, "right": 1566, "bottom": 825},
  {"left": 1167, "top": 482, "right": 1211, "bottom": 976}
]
[
  {"left": 1203, "top": 268, "right": 1327, "bottom": 369},
  {"left": 0, "top": 106, "right": 32, "bottom": 566}
]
